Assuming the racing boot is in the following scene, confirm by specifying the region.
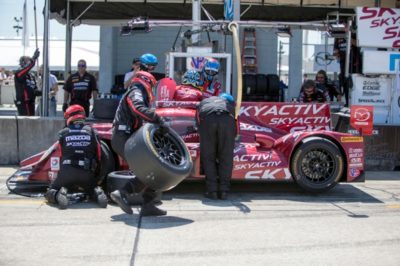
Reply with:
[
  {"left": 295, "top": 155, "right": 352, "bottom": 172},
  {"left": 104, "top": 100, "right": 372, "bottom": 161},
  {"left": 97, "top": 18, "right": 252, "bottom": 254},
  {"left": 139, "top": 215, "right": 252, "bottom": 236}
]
[
  {"left": 45, "top": 188, "right": 58, "bottom": 204},
  {"left": 140, "top": 202, "right": 167, "bottom": 217},
  {"left": 94, "top": 186, "right": 108, "bottom": 208},
  {"left": 110, "top": 190, "right": 133, "bottom": 215},
  {"left": 56, "top": 187, "right": 68, "bottom": 210}
]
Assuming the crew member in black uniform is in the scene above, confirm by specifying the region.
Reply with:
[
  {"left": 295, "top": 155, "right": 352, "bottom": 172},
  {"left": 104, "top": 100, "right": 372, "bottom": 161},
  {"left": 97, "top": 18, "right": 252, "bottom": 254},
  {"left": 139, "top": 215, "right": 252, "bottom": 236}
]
[
  {"left": 196, "top": 93, "right": 237, "bottom": 200},
  {"left": 110, "top": 71, "right": 170, "bottom": 216},
  {"left": 14, "top": 48, "right": 41, "bottom": 116},
  {"left": 45, "top": 105, "right": 107, "bottom": 209},
  {"left": 63, "top": 59, "right": 98, "bottom": 117}
]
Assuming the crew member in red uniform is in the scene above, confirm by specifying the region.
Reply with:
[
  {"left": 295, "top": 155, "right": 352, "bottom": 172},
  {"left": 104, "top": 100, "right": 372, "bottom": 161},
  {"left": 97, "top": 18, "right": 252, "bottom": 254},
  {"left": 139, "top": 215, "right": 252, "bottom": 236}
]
[
  {"left": 63, "top": 59, "right": 98, "bottom": 117},
  {"left": 198, "top": 58, "right": 222, "bottom": 98},
  {"left": 14, "top": 48, "right": 41, "bottom": 116},
  {"left": 45, "top": 105, "right": 107, "bottom": 209},
  {"left": 110, "top": 71, "right": 170, "bottom": 216}
]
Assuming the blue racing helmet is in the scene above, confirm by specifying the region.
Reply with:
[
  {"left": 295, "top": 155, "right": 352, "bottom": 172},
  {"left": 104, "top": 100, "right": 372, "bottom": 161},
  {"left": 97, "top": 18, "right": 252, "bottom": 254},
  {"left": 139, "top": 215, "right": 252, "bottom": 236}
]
[
  {"left": 219, "top": 92, "right": 234, "bottom": 103},
  {"left": 140, "top": 53, "right": 158, "bottom": 71},
  {"left": 203, "top": 58, "right": 220, "bottom": 81},
  {"left": 182, "top": 69, "right": 201, "bottom": 88}
]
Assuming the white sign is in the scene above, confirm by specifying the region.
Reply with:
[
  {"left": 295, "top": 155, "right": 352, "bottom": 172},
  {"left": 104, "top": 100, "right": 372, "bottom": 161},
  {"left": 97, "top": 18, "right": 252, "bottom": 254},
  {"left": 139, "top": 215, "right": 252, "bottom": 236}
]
[
  {"left": 313, "top": 44, "right": 340, "bottom": 73},
  {"left": 356, "top": 7, "right": 400, "bottom": 48},
  {"left": 351, "top": 74, "right": 391, "bottom": 106},
  {"left": 363, "top": 50, "right": 400, "bottom": 74}
]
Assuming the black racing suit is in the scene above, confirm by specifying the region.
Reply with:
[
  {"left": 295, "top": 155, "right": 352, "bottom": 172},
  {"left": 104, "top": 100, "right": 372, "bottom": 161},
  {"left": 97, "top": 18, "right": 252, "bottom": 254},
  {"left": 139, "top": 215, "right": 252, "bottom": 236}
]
[
  {"left": 196, "top": 96, "right": 236, "bottom": 193},
  {"left": 50, "top": 123, "right": 101, "bottom": 195},
  {"left": 64, "top": 72, "right": 98, "bottom": 117},
  {"left": 14, "top": 59, "right": 40, "bottom": 116},
  {"left": 111, "top": 82, "right": 162, "bottom": 204}
]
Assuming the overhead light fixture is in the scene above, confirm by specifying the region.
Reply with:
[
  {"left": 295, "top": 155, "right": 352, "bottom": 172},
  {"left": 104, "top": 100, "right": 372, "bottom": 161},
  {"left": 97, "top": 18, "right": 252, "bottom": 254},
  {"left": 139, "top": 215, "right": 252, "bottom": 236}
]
[
  {"left": 327, "top": 23, "right": 346, "bottom": 38},
  {"left": 120, "top": 16, "right": 151, "bottom": 36},
  {"left": 276, "top": 27, "right": 292, "bottom": 38}
]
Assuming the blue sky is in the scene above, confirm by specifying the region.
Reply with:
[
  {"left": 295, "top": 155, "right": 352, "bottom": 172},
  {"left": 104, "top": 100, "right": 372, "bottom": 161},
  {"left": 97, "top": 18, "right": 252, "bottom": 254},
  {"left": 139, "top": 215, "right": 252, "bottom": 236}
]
[{"left": 0, "top": 0, "right": 99, "bottom": 40}]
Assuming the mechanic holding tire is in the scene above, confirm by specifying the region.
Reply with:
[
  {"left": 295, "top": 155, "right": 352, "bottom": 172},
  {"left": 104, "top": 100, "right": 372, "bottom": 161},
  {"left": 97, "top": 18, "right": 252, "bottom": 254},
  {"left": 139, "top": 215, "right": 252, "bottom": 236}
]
[
  {"left": 196, "top": 93, "right": 237, "bottom": 200},
  {"left": 110, "top": 65, "right": 171, "bottom": 216},
  {"left": 45, "top": 105, "right": 108, "bottom": 209}
]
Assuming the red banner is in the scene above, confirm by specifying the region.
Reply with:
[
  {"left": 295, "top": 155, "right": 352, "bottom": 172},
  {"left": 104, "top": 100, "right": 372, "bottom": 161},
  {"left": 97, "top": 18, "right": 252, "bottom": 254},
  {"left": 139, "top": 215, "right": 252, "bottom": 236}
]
[{"left": 350, "top": 105, "right": 374, "bottom": 135}]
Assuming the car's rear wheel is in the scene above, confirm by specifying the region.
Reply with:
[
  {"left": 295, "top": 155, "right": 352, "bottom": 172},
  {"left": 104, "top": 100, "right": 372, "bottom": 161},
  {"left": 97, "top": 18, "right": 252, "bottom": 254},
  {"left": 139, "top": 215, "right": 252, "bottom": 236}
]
[
  {"left": 291, "top": 137, "right": 344, "bottom": 193},
  {"left": 124, "top": 123, "right": 193, "bottom": 191}
]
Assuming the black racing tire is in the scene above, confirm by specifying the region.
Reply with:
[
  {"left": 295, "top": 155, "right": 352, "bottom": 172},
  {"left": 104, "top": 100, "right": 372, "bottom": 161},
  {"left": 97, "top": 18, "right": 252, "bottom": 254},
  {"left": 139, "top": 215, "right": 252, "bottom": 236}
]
[
  {"left": 97, "top": 141, "right": 116, "bottom": 186},
  {"left": 107, "top": 170, "right": 134, "bottom": 194},
  {"left": 290, "top": 137, "right": 344, "bottom": 193},
  {"left": 124, "top": 123, "right": 193, "bottom": 191}
]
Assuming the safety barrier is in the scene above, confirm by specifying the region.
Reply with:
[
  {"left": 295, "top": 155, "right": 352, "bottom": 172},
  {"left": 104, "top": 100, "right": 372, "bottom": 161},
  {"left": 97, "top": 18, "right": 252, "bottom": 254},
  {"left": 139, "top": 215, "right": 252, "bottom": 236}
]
[{"left": 0, "top": 116, "right": 64, "bottom": 165}]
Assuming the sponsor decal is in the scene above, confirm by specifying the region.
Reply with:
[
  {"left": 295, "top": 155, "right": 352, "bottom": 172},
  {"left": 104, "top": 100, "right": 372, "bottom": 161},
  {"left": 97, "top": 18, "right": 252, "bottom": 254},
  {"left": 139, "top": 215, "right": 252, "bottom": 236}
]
[
  {"left": 240, "top": 122, "right": 272, "bottom": 133},
  {"left": 281, "top": 131, "right": 302, "bottom": 143},
  {"left": 65, "top": 135, "right": 91, "bottom": 142},
  {"left": 350, "top": 105, "right": 374, "bottom": 135},
  {"left": 350, "top": 157, "right": 362, "bottom": 163},
  {"left": 240, "top": 104, "right": 328, "bottom": 117},
  {"left": 290, "top": 125, "right": 330, "bottom": 133},
  {"left": 349, "top": 152, "right": 363, "bottom": 158},
  {"left": 233, "top": 153, "right": 273, "bottom": 162},
  {"left": 270, "top": 116, "right": 330, "bottom": 125},
  {"left": 349, "top": 163, "right": 363, "bottom": 168},
  {"left": 244, "top": 168, "right": 291, "bottom": 180},
  {"left": 234, "top": 161, "right": 282, "bottom": 170},
  {"left": 50, "top": 157, "right": 60, "bottom": 171},
  {"left": 349, "top": 168, "right": 361, "bottom": 178},
  {"left": 340, "top": 136, "right": 364, "bottom": 143},
  {"left": 349, "top": 148, "right": 363, "bottom": 153}
]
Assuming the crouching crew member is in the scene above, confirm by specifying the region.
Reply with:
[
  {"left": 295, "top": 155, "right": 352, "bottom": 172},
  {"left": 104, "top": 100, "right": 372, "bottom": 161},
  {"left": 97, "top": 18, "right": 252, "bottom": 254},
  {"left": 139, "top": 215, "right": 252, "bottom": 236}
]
[
  {"left": 110, "top": 71, "right": 170, "bottom": 216},
  {"left": 45, "top": 105, "right": 107, "bottom": 209},
  {"left": 196, "top": 93, "right": 237, "bottom": 200}
]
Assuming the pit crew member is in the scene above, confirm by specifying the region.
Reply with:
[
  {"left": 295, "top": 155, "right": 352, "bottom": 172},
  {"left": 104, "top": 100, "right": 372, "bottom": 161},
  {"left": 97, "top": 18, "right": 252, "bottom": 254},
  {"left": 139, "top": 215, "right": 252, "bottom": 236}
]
[
  {"left": 14, "top": 48, "right": 41, "bottom": 116},
  {"left": 110, "top": 71, "right": 170, "bottom": 216},
  {"left": 63, "top": 59, "right": 98, "bottom": 117},
  {"left": 45, "top": 105, "right": 107, "bottom": 209},
  {"left": 196, "top": 93, "right": 236, "bottom": 200}
]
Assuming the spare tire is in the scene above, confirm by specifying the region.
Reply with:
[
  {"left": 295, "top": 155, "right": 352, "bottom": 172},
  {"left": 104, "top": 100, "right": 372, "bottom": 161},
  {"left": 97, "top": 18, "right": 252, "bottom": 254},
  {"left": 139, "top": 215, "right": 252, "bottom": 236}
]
[{"left": 124, "top": 123, "right": 193, "bottom": 191}]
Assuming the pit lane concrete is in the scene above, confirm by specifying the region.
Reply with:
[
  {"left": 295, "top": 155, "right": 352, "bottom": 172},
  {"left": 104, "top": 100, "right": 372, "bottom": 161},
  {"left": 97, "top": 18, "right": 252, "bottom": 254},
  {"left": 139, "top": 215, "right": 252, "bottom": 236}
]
[{"left": 1, "top": 166, "right": 400, "bottom": 266}]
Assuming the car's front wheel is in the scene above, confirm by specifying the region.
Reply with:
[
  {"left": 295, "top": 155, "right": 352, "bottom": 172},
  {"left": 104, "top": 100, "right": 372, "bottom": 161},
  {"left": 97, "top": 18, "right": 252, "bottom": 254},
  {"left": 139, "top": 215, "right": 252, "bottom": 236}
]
[{"left": 291, "top": 137, "right": 344, "bottom": 193}]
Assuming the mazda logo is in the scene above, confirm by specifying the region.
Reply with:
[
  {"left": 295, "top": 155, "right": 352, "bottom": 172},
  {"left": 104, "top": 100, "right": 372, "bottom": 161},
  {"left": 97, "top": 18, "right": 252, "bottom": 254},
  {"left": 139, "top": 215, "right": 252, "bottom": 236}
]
[{"left": 354, "top": 108, "right": 370, "bottom": 122}]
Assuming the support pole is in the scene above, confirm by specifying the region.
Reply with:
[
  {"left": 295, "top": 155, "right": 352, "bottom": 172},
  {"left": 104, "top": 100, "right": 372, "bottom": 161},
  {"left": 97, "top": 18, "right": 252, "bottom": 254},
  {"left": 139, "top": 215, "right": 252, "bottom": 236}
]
[
  {"left": 42, "top": 0, "right": 50, "bottom": 116},
  {"left": 65, "top": 0, "right": 72, "bottom": 80},
  {"left": 192, "top": 0, "right": 201, "bottom": 45}
]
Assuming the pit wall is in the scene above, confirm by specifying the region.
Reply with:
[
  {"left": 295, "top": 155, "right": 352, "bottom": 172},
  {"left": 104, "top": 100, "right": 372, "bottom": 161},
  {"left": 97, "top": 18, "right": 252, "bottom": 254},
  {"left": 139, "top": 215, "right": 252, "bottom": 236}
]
[{"left": 0, "top": 116, "right": 65, "bottom": 165}]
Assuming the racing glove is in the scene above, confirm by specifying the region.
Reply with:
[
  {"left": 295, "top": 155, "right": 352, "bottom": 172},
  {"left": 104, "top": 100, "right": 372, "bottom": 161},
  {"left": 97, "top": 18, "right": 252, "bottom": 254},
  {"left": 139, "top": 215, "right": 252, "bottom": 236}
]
[
  {"left": 32, "top": 48, "right": 40, "bottom": 61},
  {"left": 62, "top": 103, "right": 69, "bottom": 113}
]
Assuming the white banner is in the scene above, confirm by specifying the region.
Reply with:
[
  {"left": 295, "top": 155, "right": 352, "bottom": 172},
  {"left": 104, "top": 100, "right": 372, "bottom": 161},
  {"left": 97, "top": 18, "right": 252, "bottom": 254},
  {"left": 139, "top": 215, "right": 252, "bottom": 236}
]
[
  {"left": 351, "top": 74, "right": 391, "bottom": 107},
  {"left": 356, "top": 7, "right": 400, "bottom": 48},
  {"left": 362, "top": 50, "right": 400, "bottom": 74}
]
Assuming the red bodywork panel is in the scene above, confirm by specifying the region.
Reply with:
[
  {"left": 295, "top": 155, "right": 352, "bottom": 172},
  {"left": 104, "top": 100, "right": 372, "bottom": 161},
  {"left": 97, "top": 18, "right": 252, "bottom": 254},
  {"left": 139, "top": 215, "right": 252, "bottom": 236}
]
[{"left": 18, "top": 101, "right": 364, "bottom": 184}]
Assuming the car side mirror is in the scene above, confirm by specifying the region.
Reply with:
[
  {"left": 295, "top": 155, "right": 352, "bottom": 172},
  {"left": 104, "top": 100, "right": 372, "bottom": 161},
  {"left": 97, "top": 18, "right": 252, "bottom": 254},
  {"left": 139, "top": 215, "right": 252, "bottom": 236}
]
[{"left": 254, "top": 134, "right": 275, "bottom": 149}]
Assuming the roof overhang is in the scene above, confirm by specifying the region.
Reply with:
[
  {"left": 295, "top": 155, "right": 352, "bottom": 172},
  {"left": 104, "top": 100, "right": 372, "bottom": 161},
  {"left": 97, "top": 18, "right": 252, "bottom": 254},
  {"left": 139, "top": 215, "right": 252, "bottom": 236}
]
[{"left": 48, "top": 0, "right": 389, "bottom": 26}]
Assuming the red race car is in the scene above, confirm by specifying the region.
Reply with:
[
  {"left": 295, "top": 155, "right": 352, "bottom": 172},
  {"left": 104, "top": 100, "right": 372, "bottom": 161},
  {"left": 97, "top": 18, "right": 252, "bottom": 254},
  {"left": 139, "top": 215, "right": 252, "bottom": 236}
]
[{"left": 8, "top": 96, "right": 364, "bottom": 194}]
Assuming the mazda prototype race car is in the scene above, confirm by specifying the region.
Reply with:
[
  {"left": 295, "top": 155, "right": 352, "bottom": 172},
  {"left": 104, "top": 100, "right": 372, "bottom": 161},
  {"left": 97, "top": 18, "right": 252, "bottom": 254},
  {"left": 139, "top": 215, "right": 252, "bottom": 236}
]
[{"left": 7, "top": 87, "right": 365, "bottom": 195}]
